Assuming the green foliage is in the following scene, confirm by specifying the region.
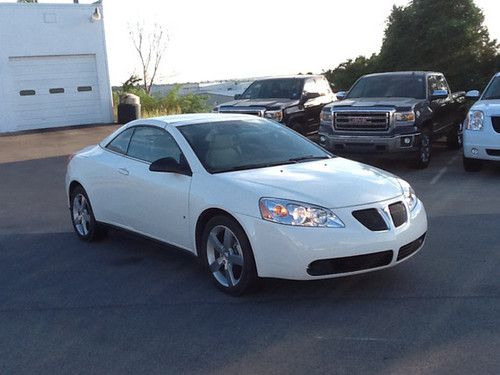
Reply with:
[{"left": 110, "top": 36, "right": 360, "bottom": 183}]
[
  {"left": 323, "top": 55, "right": 378, "bottom": 91},
  {"left": 113, "top": 84, "right": 209, "bottom": 119},
  {"left": 324, "top": 0, "right": 499, "bottom": 91}
]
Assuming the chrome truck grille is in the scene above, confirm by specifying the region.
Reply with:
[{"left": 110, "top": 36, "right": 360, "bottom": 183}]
[
  {"left": 218, "top": 107, "right": 265, "bottom": 117},
  {"left": 334, "top": 111, "right": 391, "bottom": 131}
]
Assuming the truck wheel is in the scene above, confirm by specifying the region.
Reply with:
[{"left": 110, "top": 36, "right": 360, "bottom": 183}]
[
  {"left": 463, "top": 156, "right": 482, "bottom": 172},
  {"left": 413, "top": 131, "right": 432, "bottom": 169},
  {"left": 446, "top": 123, "right": 463, "bottom": 150}
]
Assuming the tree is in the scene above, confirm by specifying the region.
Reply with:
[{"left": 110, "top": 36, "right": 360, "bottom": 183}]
[
  {"left": 129, "top": 22, "right": 169, "bottom": 95},
  {"left": 378, "top": 0, "right": 499, "bottom": 90},
  {"left": 324, "top": 0, "right": 499, "bottom": 91},
  {"left": 323, "top": 55, "right": 378, "bottom": 91}
]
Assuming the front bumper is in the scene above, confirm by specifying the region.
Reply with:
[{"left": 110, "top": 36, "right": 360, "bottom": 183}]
[
  {"left": 463, "top": 129, "right": 500, "bottom": 161},
  {"left": 234, "top": 196, "right": 428, "bottom": 280},
  {"left": 318, "top": 132, "right": 421, "bottom": 154}
]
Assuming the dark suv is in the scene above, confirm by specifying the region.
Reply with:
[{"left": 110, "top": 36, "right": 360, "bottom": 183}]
[{"left": 214, "top": 75, "right": 335, "bottom": 135}]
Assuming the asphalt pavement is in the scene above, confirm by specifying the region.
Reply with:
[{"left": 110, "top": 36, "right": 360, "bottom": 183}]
[{"left": 0, "top": 126, "right": 499, "bottom": 374}]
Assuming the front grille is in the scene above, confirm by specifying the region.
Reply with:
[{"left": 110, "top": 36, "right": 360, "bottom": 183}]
[
  {"left": 307, "top": 250, "right": 393, "bottom": 276},
  {"left": 334, "top": 111, "right": 390, "bottom": 131},
  {"left": 491, "top": 117, "right": 500, "bottom": 133},
  {"left": 352, "top": 209, "right": 388, "bottom": 231},
  {"left": 389, "top": 202, "right": 407, "bottom": 227},
  {"left": 397, "top": 233, "right": 426, "bottom": 261},
  {"left": 218, "top": 108, "right": 264, "bottom": 117}
]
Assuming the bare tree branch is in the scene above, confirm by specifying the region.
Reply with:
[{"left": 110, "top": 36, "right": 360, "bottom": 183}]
[{"left": 129, "top": 22, "right": 169, "bottom": 94}]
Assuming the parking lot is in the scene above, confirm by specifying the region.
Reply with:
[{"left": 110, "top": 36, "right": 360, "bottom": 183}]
[{"left": 1, "top": 126, "right": 499, "bottom": 374}]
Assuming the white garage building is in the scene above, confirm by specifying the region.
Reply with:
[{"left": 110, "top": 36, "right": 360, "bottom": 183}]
[{"left": 0, "top": 2, "right": 113, "bottom": 133}]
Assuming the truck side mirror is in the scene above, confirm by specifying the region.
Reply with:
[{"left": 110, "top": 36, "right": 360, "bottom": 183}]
[
  {"left": 430, "top": 89, "right": 449, "bottom": 100},
  {"left": 336, "top": 91, "right": 347, "bottom": 100},
  {"left": 465, "top": 90, "right": 480, "bottom": 99}
]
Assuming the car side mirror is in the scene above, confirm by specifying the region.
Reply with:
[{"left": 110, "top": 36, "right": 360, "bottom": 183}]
[
  {"left": 301, "top": 92, "right": 320, "bottom": 103},
  {"left": 149, "top": 157, "right": 192, "bottom": 176},
  {"left": 336, "top": 91, "right": 347, "bottom": 100},
  {"left": 234, "top": 94, "right": 241, "bottom": 100},
  {"left": 430, "top": 89, "right": 449, "bottom": 100},
  {"left": 465, "top": 90, "right": 481, "bottom": 99}
]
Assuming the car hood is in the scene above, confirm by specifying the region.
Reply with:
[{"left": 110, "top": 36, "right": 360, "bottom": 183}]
[
  {"left": 219, "top": 98, "right": 299, "bottom": 110},
  {"left": 330, "top": 97, "right": 423, "bottom": 111},
  {"left": 471, "top": 99, "right": 500, "bottom": 116},
  {"left": 218, "top": 157, "right": 404, "bottom": 209}
]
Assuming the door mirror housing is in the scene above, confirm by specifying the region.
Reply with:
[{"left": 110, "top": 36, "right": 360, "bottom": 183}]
[
  {"left": 234, "top": 94, "right": 242, "bottom": 100},
  {"left": 336, "top": 91, "right": 347, "bottom": 100},
  {"left": 301, "top": 91, "right": 320, "bottom": 103},
  {"left": 430, "top": 89, "right": 449, "bottom": 100},
  {"left": 465, "top": 90, "right": 481, "bottom": 99},
  {"left": 149, "top": 157, "right": 192, "bottom": 176}
]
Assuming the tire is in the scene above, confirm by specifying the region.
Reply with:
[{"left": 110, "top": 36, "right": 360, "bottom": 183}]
[
  {"left": 446, "top": 123, "right": 463, "bottom": 150},
  {"left": 463, "top": 155, "right": 483, "bottom": 172},
  {"left": 201, "top": 215, "right": 258, "bottom": 296},
  {"left": 413, "top": 130, "right": 432, "bottom": 169},
  {"left": 69, "top": 185, "right": 106, "bottom": 241}
]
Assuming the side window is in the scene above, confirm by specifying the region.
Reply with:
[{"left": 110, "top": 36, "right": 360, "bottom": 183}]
[
  {"left": 303, "top": 78, "right": 318, "bottom": 94},
  {"left": 317, "top": 77, "right": 332, "bottom": 96},
  {"left": 106, "top": 128, "right": 135, "bottom": 155},
  {"left": 428, "top": 75, "right": 449, "bottom": 95},
  {"left": 127, "top": 126, "right": 183, "bottom": 163}
]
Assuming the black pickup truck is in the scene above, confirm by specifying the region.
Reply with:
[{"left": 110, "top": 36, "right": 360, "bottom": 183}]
[
  {"left": 214, "top": 75, "right": 335, "bottom": 135},
  {"left": 318, "top": 71, "right": 467, "bottom": 168}
]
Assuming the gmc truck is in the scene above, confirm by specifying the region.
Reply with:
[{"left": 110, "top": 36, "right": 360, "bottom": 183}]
[
  {"left": 214, "top": 75, "right": 335, "bottom": 135},
  {"left": 318, "top": 72, "right": 467, "bottom": 168}
]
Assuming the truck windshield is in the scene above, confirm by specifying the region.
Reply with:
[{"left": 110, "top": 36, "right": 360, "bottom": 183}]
[
  {"left": 178, "top": 118, "right": 330, "bottom": 173},
  {"left": 482, "top": 77, "right": 500, "bottom": 100},
  {"left": 241, "top": 79, "right": 303, "bottom": 100},
  {"left": 347, "top": 75, "right": 426, "bottom": 99}
]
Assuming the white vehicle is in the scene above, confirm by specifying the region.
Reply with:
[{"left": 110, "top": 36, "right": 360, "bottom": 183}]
[
  {"left": 66, "top": 114, "right": 428, "bottom": 295},
  {"left": 463, "top": 72, "right": 500, "bottom": 171}
]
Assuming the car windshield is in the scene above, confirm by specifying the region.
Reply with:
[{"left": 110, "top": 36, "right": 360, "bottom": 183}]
[
  {"left": 347, "top": 74, "right": 426, "bottom": 99},
  {"left": 240, "top": 79, "right": 303, "bottom": 100},
  {"left": 178, "top": 118, "right": 331, "bottom": 173},
  {"left": 482, "top": 76, "right": 500, "bottom": 100}
]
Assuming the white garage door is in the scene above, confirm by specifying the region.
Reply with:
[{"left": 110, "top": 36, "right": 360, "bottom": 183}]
[{"left": 9, "top": 54, "right": 103, "bottom": 131}]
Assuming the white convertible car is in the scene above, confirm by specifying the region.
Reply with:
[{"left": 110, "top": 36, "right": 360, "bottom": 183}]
[
  {"left": 463, "top": 72, "right": 500, "bottom": 171},
  {"left": 66, "top": 114, "right": 427, "bottom": 294}
]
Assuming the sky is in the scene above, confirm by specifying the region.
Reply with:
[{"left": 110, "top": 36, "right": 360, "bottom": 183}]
[{"left": 3, "top": 0, "right": 500, "bottom": 85}]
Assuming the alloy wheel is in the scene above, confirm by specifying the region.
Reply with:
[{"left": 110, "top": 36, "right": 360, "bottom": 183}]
[{"left": 72, "top": 193, "right": 91, "bottom": 236}]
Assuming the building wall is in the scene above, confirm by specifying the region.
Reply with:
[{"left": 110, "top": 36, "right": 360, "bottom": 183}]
[{"left": 0, "top": 2, "right": 113, "bottom": 133}]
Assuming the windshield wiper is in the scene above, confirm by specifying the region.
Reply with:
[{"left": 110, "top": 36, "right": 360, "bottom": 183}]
[
  {"left": 287, "top": 155, "right": 331, "bottom": 163},
  {"left": 214, "top": 160, "right": 297, "bottom": 173}
]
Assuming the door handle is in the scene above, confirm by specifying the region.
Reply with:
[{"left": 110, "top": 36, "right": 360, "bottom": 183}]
[{"left": 118, "top": 168, "right": 129, "bottom": 176}]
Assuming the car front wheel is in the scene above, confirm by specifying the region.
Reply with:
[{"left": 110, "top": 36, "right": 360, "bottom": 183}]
[
  {"left": 70, "top": 186, "right": 106, "bottom": 241},
  {"left": 414, "top": 131, "right": 432, "bottom": 169},
  {"left": 201, "top": 215, "right": 258, "bottom": 295}
]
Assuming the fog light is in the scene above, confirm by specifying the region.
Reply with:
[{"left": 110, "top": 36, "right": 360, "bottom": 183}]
[
  {"left": 319, "top": 136, "right": 326, "bottom": 144},
  {"left": 472, "top": 148, "right": 478, "bottom": 155}
]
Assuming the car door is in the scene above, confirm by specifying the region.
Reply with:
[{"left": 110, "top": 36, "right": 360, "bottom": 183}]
[
  {"left": 428, "top": 74, "right": 454, "bottom": 134},
  {"left": 122, "top": 126, "right": 192, "bottom": 249},
  {"left": 92, "top": 127, "right": 137, "bottom": 229}
]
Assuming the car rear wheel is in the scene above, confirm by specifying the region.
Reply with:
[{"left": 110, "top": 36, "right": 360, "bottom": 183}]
[
  {"left": 447, "top": 123, "right": 463, "bottom": 150},
  {"left": 201, "top": 215, "right": 258, "bottom": 295},
  {"left": 463, "top": 155, "right": 483, "bottom": 172},
  {"left": 413, "top": 130, "right": 432, "bottom": 169},
  {"left": 70, "top": 186, "right": 106, "bottom": 241}
]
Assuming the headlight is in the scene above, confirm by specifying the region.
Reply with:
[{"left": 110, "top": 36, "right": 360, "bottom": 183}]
[
  {"left": 264, "top": 110, "right": 283, "bottom": 122},
  {"left": 320, "top": 109, "right": 333, "bottom": 123},
  {"left": 464, "top": 110, "right": 483, "bottom": 131},
  {"left": 395, "top": 111, "right": 415, "bottom": 124},
  {"left": 398, "top": 179, "right": 418, "bottom": 211},
  {"left": 259, "top": 198, "right": 345, "bottom": 228}
]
